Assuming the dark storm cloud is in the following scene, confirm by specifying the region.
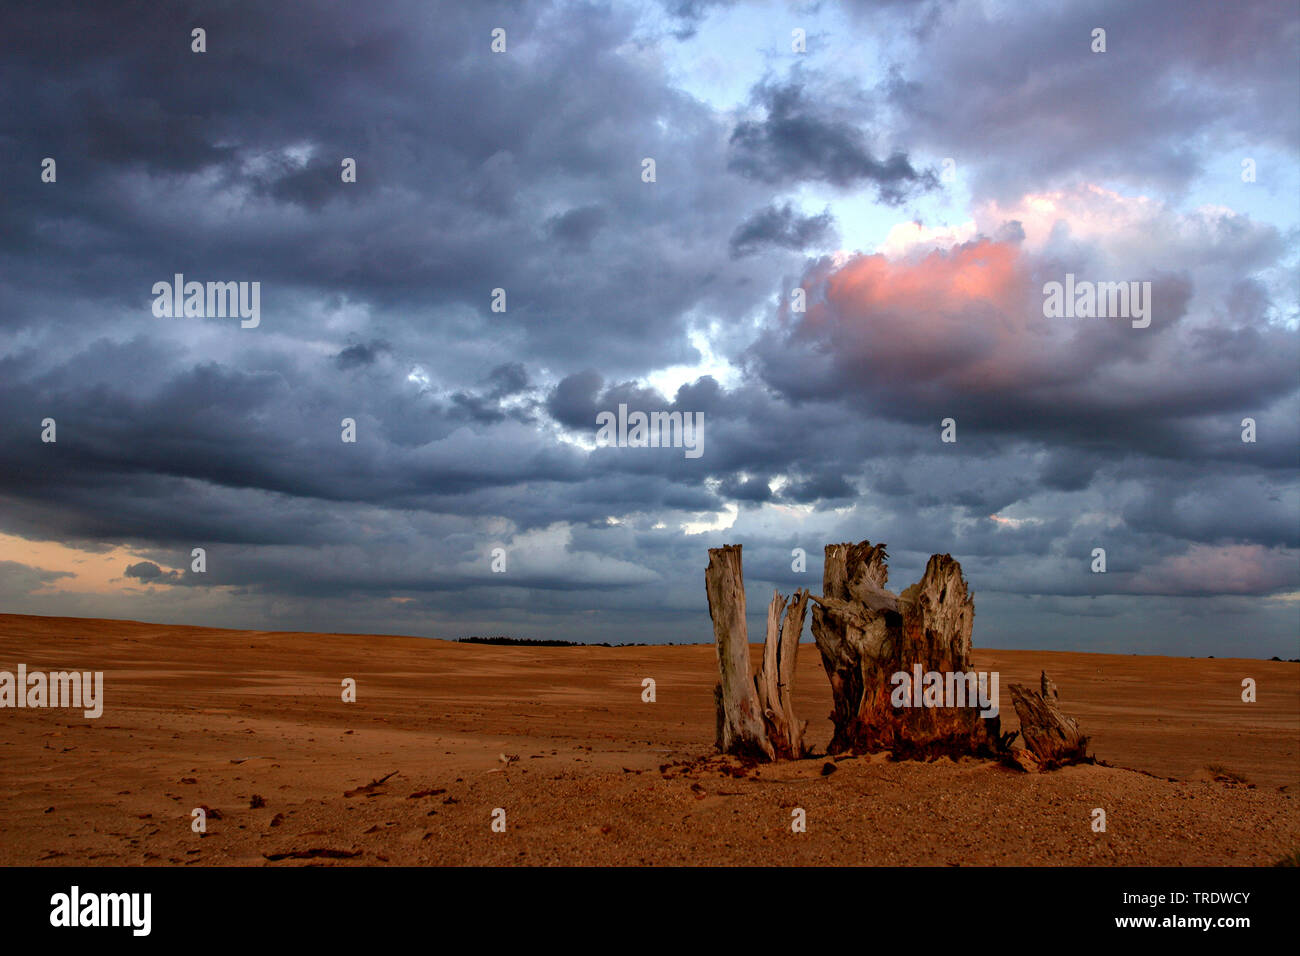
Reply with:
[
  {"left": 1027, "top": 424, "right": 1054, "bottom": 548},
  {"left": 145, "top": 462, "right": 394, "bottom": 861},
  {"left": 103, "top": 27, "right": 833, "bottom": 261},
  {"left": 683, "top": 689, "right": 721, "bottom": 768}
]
[
  {"left": 1037, "top": 449, "right": 1101, "bottom": 492},
  {"left": 546, "top": 371, "right": 606, "bottom": 429},
  {"left": 728, "top": 78, "right": 939, "bottom": 201},
  {"left": 717, "top": 473, "right": 773, "bottom": 503},
  {"left": 546, "top": 205, "right": 609, "bottom": 247},
  {"left": 784, "top": 472, "right": 858, "bottom": 504},
  {"left": 124, "top": 560, "right": 182, "bottom": 584},
  {"left": 335, "top": 341, "right": 390, "bottom": 370},
  {"left": 0, "top": 0, "right": 806, "bottom": 562},
  {"left": 0, "top": 0, "right": 1296, "bottom": 655},
  {"left": 484, "top": 363, "right": 530, "bottom": 398},
  {"left": 0, "top": 0, "right": 782, "bottom": 379},
  {"left": 729, "top": 202, "right": 836, "bottom": 257}
]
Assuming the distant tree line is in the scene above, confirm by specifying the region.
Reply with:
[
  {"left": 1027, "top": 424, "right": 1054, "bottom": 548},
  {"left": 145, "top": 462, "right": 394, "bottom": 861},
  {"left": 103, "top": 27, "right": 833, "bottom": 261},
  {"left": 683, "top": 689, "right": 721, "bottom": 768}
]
[{"left": 456, "top": 635, "right": 655, "bottom": 647}]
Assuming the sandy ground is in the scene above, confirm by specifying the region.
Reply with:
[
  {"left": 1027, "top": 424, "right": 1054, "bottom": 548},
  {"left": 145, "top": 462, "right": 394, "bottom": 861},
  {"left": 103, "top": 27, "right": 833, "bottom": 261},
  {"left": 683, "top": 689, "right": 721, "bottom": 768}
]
[{"left": 0, "top": 612, "right": 1296, "bottom": 866}]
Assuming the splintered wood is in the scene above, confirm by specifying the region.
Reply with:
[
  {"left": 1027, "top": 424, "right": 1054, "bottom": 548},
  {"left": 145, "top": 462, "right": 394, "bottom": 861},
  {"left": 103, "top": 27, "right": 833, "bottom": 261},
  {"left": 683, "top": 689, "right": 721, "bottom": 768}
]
[
  {"left": 1008, "top": 671, "right": 1090, "bottom": 768},
  {"left": 707, "top": 538, "right": 1088, "bottom": 765},
  {"left": 706, "top": 545, "right": 808, "bottom": 760},
  {"left": 809, "top": 542, "right": 1002, "bottom": 759}
]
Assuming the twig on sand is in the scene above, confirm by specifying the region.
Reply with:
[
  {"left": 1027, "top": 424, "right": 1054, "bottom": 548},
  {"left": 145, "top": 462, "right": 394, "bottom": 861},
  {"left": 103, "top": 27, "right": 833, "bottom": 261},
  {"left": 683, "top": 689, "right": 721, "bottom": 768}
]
[{"left": 343, "top": 771, "right": 399, "bottom": 797}]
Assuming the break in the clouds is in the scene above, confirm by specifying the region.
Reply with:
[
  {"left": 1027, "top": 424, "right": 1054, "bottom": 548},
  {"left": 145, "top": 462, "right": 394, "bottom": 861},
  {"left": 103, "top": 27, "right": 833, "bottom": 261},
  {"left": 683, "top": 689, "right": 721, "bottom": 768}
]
[{"left": 1, "top": 0, "right": 1297, "bottom": 657}]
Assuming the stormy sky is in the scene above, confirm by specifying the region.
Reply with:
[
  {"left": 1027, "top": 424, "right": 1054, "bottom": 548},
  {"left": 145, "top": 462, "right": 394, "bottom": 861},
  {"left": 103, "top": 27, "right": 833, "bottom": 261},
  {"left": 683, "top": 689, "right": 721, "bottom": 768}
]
[{"left": 2, "top": 0, "right": 1297, "bottom": 656}]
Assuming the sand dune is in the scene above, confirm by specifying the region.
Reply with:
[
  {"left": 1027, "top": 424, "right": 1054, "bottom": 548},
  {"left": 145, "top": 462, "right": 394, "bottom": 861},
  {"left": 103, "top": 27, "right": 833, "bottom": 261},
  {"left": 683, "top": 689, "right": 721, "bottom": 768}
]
[{"left": 0, "top": 612, "right": 1295, "bottom": 866}]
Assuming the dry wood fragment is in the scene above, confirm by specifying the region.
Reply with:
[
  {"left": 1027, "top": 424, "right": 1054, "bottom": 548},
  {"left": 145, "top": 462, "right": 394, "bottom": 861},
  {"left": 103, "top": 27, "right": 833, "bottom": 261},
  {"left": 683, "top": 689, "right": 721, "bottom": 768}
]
[
  {"left": 809, "top": 542, "right": 1002, "bottom": 758},
  {"left": 343, "top": 770, "right": 399, "bottom": 797},
  {"left": 1008, "top": 671, "right": 1089, "bottom": 768},
  {"left": 707, "top": 545, "right": 808, "bottom": 760}
]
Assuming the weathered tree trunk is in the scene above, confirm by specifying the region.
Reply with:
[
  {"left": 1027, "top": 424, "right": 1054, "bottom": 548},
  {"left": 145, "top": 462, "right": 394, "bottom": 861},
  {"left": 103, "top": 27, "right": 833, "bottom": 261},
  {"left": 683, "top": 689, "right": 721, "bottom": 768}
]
[
  {"left": 809, "top": 542, "right": 1002, "bottom": 758},
  {"left": 756, "top": 587, "right": 810, "bottom": 758},
  {"left": 706, "top": 545, "right": 808, "bottom": 760},
  {"left": 1008, "top": 671, "right": 1089, "bottom": 768},
  {"left": 706, "top": 545, "right": 773, "bottom": 760}
]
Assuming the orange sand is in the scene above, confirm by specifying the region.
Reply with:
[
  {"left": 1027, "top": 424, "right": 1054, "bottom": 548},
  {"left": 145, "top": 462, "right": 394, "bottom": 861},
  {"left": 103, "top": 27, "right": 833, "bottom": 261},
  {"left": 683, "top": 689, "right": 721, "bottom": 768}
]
[{"left": 0, "top": 613, "right": 1295, "bottom": 865}]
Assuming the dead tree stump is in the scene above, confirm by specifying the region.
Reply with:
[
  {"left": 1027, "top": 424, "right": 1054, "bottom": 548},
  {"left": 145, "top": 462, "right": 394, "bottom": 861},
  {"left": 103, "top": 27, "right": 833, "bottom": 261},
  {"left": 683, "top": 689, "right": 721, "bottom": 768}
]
[
  {"left": 757, "top": 588, "right": 809, "bottom": 758},
  {"left": 706, "top": 545, "right": 808, "bottom": 760},
  {"left": 1008, "top": 671, "right": 1089, "bottom": 768},
  {"left": 809, "top": 542, "right": 1002, "bottom": 758}
]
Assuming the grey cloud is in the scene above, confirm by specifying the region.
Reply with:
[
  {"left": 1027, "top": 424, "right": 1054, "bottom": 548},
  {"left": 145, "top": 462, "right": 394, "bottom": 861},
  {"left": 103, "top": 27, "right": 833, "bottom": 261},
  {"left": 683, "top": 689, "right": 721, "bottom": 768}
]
[
  {"left": 547, "top": 205, "right": 608, "bottom": 246},
  {"left": 335, "top": 341, "right": 390, "bottom": 370},
  {"left": 0, "top": 0, "right": 1295, "bottom": 655},
  {"left": 728, "top": 78, "right": 938, "bottom": 200},
  {"left": 125, "top": 560, "right": 180, "bottom": 583},
  {"left": 886, "top": 0, "right": 1300, "bottom": 198},
  {"left": 729, "top": 202, "right": 835, "bottom": 257}
]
